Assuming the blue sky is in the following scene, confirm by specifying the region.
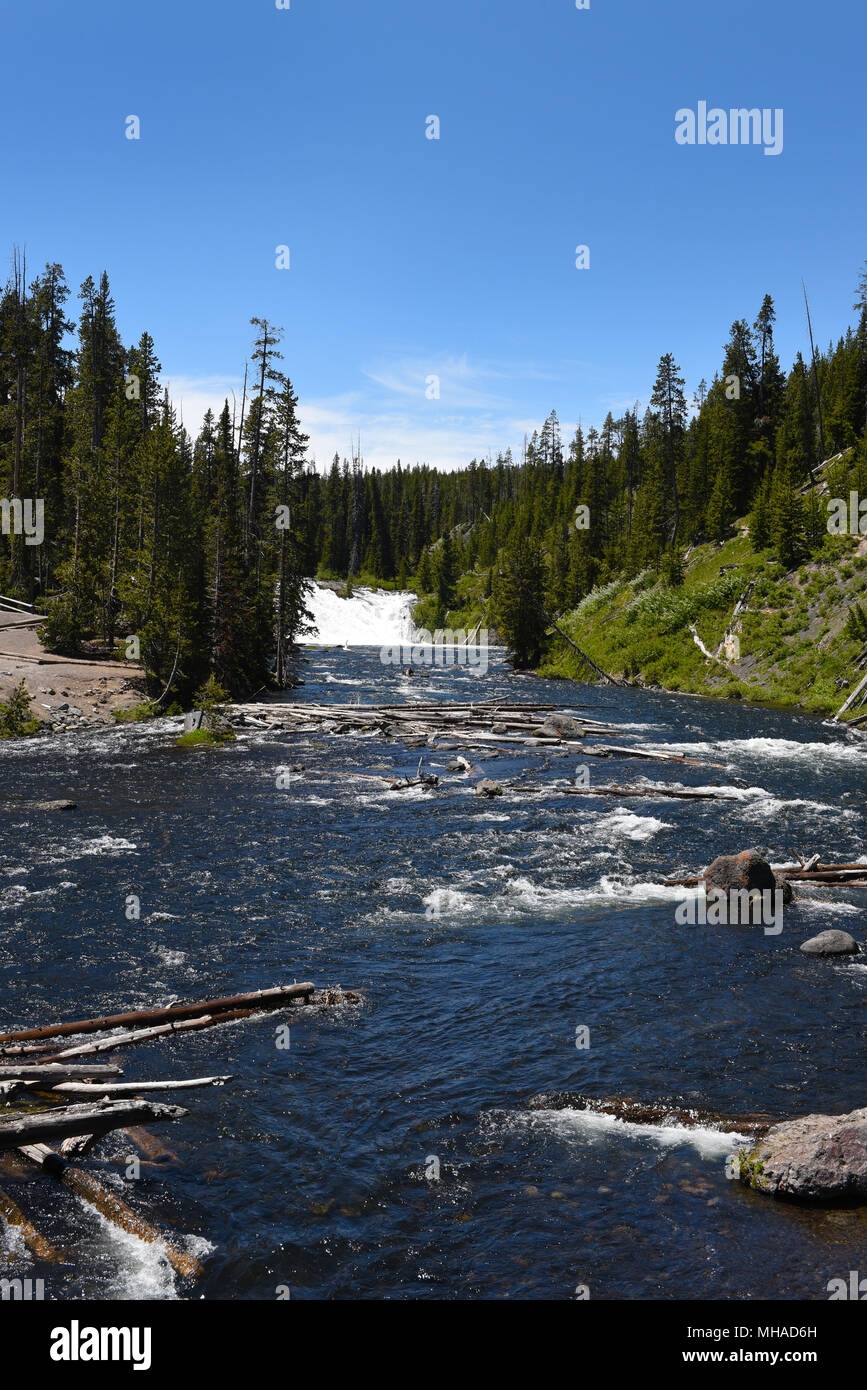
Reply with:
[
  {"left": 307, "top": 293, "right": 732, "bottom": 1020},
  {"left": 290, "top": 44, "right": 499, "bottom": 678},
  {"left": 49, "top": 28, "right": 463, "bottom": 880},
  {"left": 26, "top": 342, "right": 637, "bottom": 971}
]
[{"left": 2, "top": 0, "right": 865, "bottom": 470}]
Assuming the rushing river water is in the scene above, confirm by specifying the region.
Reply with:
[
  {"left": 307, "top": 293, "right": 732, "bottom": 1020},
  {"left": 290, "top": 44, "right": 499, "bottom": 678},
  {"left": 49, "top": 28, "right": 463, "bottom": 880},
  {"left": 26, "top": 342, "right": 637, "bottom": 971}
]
[{"left": 1, "top": 643, "right": 866, "bottom": 1301}]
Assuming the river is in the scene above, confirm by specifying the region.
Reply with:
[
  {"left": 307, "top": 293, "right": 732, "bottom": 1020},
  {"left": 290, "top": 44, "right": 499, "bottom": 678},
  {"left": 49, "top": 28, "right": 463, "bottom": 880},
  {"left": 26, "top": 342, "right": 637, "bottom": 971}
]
[{"left": 1, "top": 588, "right": 865, "bottom": 1300}]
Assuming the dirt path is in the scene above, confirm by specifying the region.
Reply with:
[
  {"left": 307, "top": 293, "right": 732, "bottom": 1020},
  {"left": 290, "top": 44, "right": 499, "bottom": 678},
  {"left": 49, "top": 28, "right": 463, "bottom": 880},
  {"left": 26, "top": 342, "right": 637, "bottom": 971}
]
[{"left": 0, "top": 612, "right": 146, "bottom": 732}]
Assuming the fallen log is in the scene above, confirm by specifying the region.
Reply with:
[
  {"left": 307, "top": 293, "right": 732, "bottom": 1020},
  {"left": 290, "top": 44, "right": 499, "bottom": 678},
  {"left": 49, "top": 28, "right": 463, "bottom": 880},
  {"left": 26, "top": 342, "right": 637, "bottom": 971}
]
[
  {"left": 0, "top": 1064, "right": 124, "bottom": 1081},
  {"left": 581, "top": 744, "right": 717, "bottom": 766},
  {"left": 546, "top": 619, "right": 627, "bottom": 686},
  {"left": 553, "top": 784, "right": 731, "bottom": 801},
  {"left": 37, "top": 1075, "right": 232, "bottom": 1097},
  {"left": 835, "top": 669, "right": 867, "bottom": 720},
  {"left": 37, "top": 1010, "right": 259, "bottom": 1062},
  {"left": 0, "top": 982, "right": 315, "bottom": 1046},
  {"left": 782, "top": 870, "right": 867, "bottom": 883},
  {"left": 18, "top": 1143, "right": 201, "bottom": 1280},
  {"left": 0, "top": 1100, "right": 187, "bottom": 1151},
  {"left": 3, "top": 1074, "right": 232, "bottom": 1099},
  {"left": 9, "top": 988, "right": 361, "bottom": 1061}
]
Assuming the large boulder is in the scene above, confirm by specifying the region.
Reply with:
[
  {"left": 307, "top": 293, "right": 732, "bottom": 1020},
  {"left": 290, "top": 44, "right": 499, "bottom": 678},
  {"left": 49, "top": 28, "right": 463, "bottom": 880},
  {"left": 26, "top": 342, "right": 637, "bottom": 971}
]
[
  {"left": 704, "top": 850, "right": 776, "bottom": 894},
  {"left": 539, "top": 714, "right": 584, "bottom": 740},
  {"left": 800, "top": 930, "right": 859, "bottom": 956},
  {"left": 703, "top": 850, "right": 793, "bottom": 906},
  {"left": 738, "top": 1108, "right": 867, "bottom": 1202},
  {"left": 475, "top": 779, "right": 503, "bottom": 798}
]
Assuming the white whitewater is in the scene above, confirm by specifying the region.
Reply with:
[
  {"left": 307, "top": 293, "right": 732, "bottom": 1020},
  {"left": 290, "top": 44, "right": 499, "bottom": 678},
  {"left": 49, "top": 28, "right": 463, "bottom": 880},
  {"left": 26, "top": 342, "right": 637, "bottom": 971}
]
[{"left": 303, "top": 581, "right": 419, "bottom": 647}]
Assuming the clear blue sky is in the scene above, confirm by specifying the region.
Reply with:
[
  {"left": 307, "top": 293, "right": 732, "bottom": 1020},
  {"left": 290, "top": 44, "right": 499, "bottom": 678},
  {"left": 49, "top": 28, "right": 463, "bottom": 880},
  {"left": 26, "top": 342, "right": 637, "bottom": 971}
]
[{"left": 2, "top": 0, "right": 865, "bottom": 470}]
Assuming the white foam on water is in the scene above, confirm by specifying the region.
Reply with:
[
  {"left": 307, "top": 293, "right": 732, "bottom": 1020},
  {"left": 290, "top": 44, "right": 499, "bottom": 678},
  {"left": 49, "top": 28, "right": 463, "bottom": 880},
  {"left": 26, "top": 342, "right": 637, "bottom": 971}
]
[
  {"left": 722, "top": 736, "right": 867, "bottom": 763},
  {"left": 154, "top": 945, "right": 187, "bottom": 965},
  {"left": 660, "top": 781, "right": 769, "bottom": 801},
  {"left": 304, "top": 581, "right": 418, "bottom": 647},
  {"left": 650, "top": 736, "right": 865, "bottom": 765},
  {"left": 48, "top": 835, "right": 137, "bottom": 865},
  {"left": 418, "top": 875, "right": 702, "bottom": 923},
  {"left": 520, "top": 1107, "right": 750, "bottom": 1160},
  {"left": 798, "top": 898, "right": 861, "bottom": 915},
  {"left": 0, "top": 881, "right": 73, "bottom": 911},
  {"left": 85, "top": 1206, "right": 215, "bottom": 1300},
  {"left": 592, "top": 808, "right": 672, "bottom": 841},
  {"left": 422, "top": 887, "right": 478, "bottom": 918},
  {"left": 0, "top": 1215, "right": 30, "bottom": 1263},
  {"left": 505, "top": 875, "right": 701, "bottom": 912},
  {"left": 738, "top": 795, "right": 850, "bottom": 821}
]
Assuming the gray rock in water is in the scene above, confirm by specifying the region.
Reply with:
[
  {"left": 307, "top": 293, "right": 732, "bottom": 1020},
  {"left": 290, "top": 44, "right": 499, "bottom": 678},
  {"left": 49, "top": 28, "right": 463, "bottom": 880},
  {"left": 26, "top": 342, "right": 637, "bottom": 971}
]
[
  {"left": 799, "top": 929, "right": 859, "bottom": 956},
  {"left": 33, "top": 799, "right": 77, "bottom": 811},
  {"left": 540, "top": 714, "right": 583, "bottom": 740},
  {"left": 475, "top": 779, "right": 503, "bottom": 798},
  {"left": 739, "top": 1108, "right": 867, "bottom": 1202}
]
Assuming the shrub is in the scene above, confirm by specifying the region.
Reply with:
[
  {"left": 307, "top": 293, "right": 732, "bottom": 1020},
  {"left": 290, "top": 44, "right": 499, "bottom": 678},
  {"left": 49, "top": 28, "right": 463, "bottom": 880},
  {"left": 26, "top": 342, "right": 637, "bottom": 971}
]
[{"left": 0, "top": 681, "right": 42, "bottom": 738}]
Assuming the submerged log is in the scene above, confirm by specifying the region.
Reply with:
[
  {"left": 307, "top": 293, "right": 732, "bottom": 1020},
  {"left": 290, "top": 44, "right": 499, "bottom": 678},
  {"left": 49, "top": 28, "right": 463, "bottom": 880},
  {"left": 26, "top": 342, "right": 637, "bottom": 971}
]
[
  {"left": 528, "top": 1092, "right": 773, "bottom": 1135},
  {"left": 19, "top": 1143, "right": 201, "bottom": 1279},
  {"left": 121, "top": 1126, "right": 178, "bottom": 1166},
  {"left": 0, "top": 1185, "right": 66, "bottom": 1264},
  {"left": 0, "top": 982, "right": 315, "bottom": 1047}
]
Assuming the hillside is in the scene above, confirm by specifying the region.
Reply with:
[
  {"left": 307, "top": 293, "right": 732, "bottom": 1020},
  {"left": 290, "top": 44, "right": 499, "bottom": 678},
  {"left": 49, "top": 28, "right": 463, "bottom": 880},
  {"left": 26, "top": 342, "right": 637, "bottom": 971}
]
[{"left": 539, "top": 528, "right": 867, "bottom": 718}]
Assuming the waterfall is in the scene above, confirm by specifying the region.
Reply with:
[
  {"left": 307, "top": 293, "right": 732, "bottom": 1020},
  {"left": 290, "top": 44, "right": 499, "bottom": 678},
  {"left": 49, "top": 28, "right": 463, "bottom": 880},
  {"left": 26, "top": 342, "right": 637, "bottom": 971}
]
[{"left": 303, "top": 581, "right": 419, "bottom": 647}]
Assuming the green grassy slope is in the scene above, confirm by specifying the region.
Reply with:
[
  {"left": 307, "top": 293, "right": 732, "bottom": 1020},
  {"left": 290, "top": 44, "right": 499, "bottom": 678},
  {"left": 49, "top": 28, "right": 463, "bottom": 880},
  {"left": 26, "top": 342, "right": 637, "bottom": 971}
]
[{"left": 540, "top": 531, "right": 867, "bottom": 717}]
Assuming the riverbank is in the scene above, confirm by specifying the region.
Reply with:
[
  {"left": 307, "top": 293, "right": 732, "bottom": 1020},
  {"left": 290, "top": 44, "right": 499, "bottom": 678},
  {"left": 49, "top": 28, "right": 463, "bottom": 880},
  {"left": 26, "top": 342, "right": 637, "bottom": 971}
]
[{"left": 0, "top": 612, "right": 147, "bottom": 735}]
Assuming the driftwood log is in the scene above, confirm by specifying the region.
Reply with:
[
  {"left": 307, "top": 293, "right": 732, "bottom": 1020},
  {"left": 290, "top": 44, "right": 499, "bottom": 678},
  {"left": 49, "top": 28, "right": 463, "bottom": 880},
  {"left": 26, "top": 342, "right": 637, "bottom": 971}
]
[
  {"left": 0, "top": 1099, "right": 187, "bottom": 1151},
  {"left": 0, "top": 983, "right": 315, "bottom": 1047},
  {"left": 0, "top": 1063, "right": 123, "bottom": 1081},
  {"left": 2, "top": 1075, "right": 232, "bottom": 1099},
  {"left": 37, "top": 1010, "right": 268, "bottom": 1062}
]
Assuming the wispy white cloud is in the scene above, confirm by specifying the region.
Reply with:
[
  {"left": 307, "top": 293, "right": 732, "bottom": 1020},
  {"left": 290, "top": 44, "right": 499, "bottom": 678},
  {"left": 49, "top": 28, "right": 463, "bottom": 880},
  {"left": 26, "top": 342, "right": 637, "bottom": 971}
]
[{"left": 162, "top": 352, "right": 602, "bottom": 473}]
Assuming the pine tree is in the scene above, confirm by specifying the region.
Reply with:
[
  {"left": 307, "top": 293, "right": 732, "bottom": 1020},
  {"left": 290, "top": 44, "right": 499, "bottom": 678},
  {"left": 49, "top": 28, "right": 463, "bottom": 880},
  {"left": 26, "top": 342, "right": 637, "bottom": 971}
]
[{"left": 494, "top": 538, "right": 547, "bottom": 667}]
